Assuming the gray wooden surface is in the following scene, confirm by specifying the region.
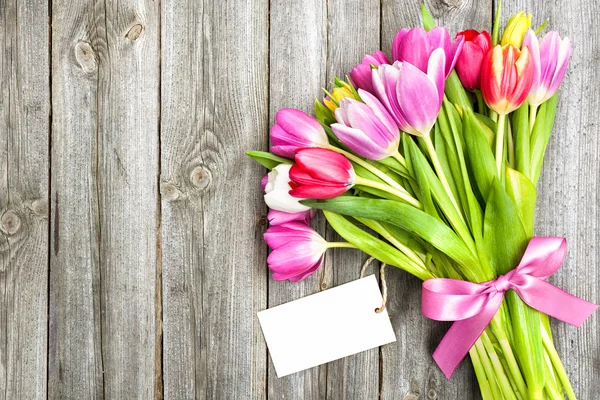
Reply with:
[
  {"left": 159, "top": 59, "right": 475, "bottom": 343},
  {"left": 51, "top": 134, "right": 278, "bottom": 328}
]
[{"left": 0, "top": 0, "right": 598, "bottom": 398}]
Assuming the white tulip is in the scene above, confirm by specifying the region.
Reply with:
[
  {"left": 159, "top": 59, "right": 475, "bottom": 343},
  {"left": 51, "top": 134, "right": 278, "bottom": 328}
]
[{"left": 264, "top": 164, "right": 310, "bottom": 213}]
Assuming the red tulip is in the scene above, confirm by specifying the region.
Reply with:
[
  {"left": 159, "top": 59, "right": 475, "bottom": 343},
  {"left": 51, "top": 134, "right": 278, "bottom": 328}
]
[
  {"left": 480, "top": 44, "right": 534, "bottom": 115},
  {"left": 455, "top": 30, "right": 491, "bottom": 91},
  {"left": 289, "top": 148, "right": 356, "bottom": 199}
]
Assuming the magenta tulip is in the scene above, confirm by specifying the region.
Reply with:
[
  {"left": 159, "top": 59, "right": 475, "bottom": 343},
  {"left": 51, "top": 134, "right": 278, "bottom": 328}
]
[
  {"left": 267, "top": 208, "right": 316, "bottom": 226},
  {"left": 392, "top": 27, "right": 464, "bottom": 78},
  {"left": 265, "top": 222, "right": 327, "bottom": 282},
  {"left": 372, "top": 49, "right": 445, "bottom": 137},
  {"left": 331, "top": 90, "right": 399, "bottom": 160},
  {"left": 270, "top": 108, "right": 329, "bottom": 158},
  {"left": 349, "top": 50, "right": 391, "bottom": 94},
  {"left": 289, "top": 148, "right": 356, "bottom": 199},
  {"left": 523, "top": 30, "right": 572, "bottom": 107},
  {"left": 455, "top": 30, "right": 492, "bottom": 90}
]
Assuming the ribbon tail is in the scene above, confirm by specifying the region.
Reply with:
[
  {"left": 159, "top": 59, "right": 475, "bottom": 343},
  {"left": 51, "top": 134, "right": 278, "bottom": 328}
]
[
  {"left": 519, "top": 280, "right": 599, "bottom": 327},
  {"left": 433, "top": 293, "right": 503, "bottom": 379}
]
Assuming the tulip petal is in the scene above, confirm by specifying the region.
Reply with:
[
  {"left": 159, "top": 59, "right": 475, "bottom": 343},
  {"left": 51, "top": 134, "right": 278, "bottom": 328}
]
[
  {"left": 331, "top": 123, "right": 390, "bottom": 160},
  {"left": 396, "top": 28, "right": 431, "bottom": 72},
  {"left": 427, "top": 48, "right": 446, "bottom": 106},
  {"left": 358, "top": 89, "right": 398, "bottom": 135},
  {"left": 350, "top": 63, "right": 375, "bottom": 93},
  {"left": 267, "top": 209, "right": 315, "bottom": 226},
  {"left": 289, "top": 184, "right": 349, "bottom": 199},
  {"left": 293, "top": 149, "right": 353, "bottom": 184},
  {"left": 391, "top": 28, "right": 409, "bottom": 62},
  {"left": 267, "top": 242, "right": 324, "bottom": 273},
  {"left": 397, "top": 62, "right": 441, "bottom": 136},
  {"left": 287, "top": 257, "right": 324, "bottom": 282}
]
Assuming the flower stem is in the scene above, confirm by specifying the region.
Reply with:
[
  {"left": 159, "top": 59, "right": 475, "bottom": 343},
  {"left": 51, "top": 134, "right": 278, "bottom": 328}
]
[
  {"left": 489, "top": 318, "right": 529, "bottom": 398},
  {"left": 495, "top": 113, "right": 506, "bottom": 176},
  {"left": 327, "top": 145, "right": 406, "bottom": 192},
  {"left": 392, "top": 151, "right": 407, "bottom": 168},
  {"left": 354, "top": 176, "right": 422, "bottom": 209},
  {"left": 475, "top": 338, "right": 503, "bottom": 399},
  {"left": 507, "top": 120, "right": 515, "bottom": 168},
  {"left": 541, "top": 325, "right": 576, "bottom": 400},
  {"left": 326, "top": 242, "right": 357, "bottom": 249},
  {"left": 422, "top": 134, "right": 465, "bottom": 223},
  {"left": 470, "top": 347, "right": 496, "bottom": 400},
  {"left": 475, "top": 89, "right": 486, "bottom": 115},
  {"left": 481, "top": 331, "right": 518, "bottom": 400},
  {"left": 529, "top": 104, "right": 539, "bottom": 133}
]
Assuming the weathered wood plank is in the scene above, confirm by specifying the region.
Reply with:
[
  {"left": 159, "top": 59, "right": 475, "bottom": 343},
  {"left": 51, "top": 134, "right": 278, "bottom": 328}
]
[
  {"left": 323, "top": 1, "right": 381, "bottom": 399},
  {"left": 160, "top": 0, "right": 269, "bottom": 398},
  {"left": 0, "top": 1, "right": 49, "bottom": 399},
  {"left": 379, "top": 1, "right": 491, "bottom": 398},
  {"left": 267, "top": 1, "right": 328, "bottom": 398},
  {"left": 49, "top": 1, "right": 160, "bottom": 398},
  {"left": 501, "top": 1, "right": 600, "bottom": 397}
]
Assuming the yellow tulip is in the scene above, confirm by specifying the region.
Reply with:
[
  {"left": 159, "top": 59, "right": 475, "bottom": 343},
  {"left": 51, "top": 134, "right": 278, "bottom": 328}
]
[
  {"left": 323, "top": 86, "right": 354, "bottom": 113},
  {"left": 501, "top": 11, "right": 532, "bottom": 48}
]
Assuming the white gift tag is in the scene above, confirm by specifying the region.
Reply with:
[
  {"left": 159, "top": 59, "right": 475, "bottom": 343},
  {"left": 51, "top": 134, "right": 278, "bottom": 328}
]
[{"left": 258, "top": 275, "right": 396, "bottom": 377}]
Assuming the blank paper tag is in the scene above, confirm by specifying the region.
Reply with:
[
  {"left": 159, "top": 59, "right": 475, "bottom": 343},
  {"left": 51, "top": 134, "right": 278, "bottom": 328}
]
[{"left": 258, "top": 275, "right": 396, "bottom": 377}]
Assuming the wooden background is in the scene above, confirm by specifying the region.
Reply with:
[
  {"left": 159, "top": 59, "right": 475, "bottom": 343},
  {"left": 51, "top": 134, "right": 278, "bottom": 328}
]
[{"left": 0, "top": 0, "right": 598, "bottom": 398}]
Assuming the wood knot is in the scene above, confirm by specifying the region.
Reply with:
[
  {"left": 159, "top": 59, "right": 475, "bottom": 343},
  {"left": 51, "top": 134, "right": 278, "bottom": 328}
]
[
  {"left": 161, "top": 183, "right": 182, "bottom": 202},
  {"left": 427, "top": 389, "right": 437, "bottom": 399},
  {"left": 126, "top": 24, "right": 144, "bottom": 41},
  {"left": 29, "top": 199, "right": 49, "bottom": 218},
  {"left": 320, "top": 282, "right": 328, "bottom": 290},
  {"left": 189, "top": 166, "right": 211, "bottom": 192},
  {"left": 75, "top": 42, "right": 97, "bottom": 73},
  {"left": 1, "top": 210, "right": 22, "bottom": 236}
]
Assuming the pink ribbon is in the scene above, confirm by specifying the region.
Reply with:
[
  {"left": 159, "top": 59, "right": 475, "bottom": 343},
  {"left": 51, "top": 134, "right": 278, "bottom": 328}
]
[{"left": 422, "top": 236, "right": 598, "bottom": 379}]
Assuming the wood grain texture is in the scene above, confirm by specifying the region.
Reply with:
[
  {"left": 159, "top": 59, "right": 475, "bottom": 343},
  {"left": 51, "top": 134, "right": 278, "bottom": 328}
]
[
  {"left": 160, "top": 0, "right": 269, "bottom": 399},
  {"left": 379, "top": 1, "right": 491, "bottom": 398},
  {"left": 0, "top": 1, "right": 49, "bottom": 399},
  {"left": 501, "top": 1, "right": 600, "bottom": 397},
  {"left": 49, "top": 1, "right": 160, "bottom": 398},
  {"left": 323, "top": 1, "right": 381, "bottom": 399},
  {"left": 268, "top": 1, "right": 328, "bottom": 399}
]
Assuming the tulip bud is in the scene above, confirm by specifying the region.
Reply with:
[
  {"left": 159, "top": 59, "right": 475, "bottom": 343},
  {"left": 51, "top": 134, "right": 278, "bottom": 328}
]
[
  {"left": 372, "top": 49, "right": 446, "bottom": 137},
  {"left": 455, "top": 30, "right": 492, "bottom": 91},
  {"left": 264, "top": 164, "right": 311, "bottom": 213},
  {"left": 289, "top": 148, "right": 356, "bottom": 199},
  {"left": 264, "top": 222, "right": 327, "bottom": 282},
  {"left": 481, "top": 44, "right": 534, "bottom": 115},
  {"left": 323, "top": 86, "right": 355, "bottom": 113},
  {"left": 523, "top": 29, "right": 572, "bottom": 106},
  {"left": 392, "top": 27, "right": 464, "bottom": 78},
  {"left": 331, "top": 90, "right": 399, "bottom": 160},
  {"left": 270, "top": 108, "right": 330, "bottom": 158},
  {"left": 501, "top": 11, "right": 532, "bottom": 48},
  {"left": 349, "top": 50, "right": 391, "bottom": 94}
]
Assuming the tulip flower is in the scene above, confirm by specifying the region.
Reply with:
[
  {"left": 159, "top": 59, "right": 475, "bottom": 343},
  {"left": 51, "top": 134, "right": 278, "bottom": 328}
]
[
  {"left": 331, "top": 90, "right": 399, "bottom": 160},
  {"left": 323, "top": 86, "right": 355, "bottom": 113},
  {"left": 270, "top": 108, "right": 330, "bottom": 158},
  {"left": 267, "top": 208, "right": 316, "bottom": 226},
  {"left": 523, "top": 30, "right": 572, "bottom": 107},
  {"left": 391, "top": 27, "right": 464, "bottom": 78},
  {"left": 372, "top": 48, "right": 445, "bottom": 137},
  {"left": 481, "top": 45, "right": 534, "bottom": 115},
  {"left": 455, "top": 30, "right": 492, "bottom": 91},
  {"left": 349, "top": 50, "right": 391, "bottom": 94},
  {"left": 289, "top": 148, "right": 356, "bottom": 199},
  {"left": 264, "top": 164, "right": 311, "bottom": 213},
  {"left": 501, "top": 11, "right": 532, "bottom": 48},
  {"left": 264, "top": 222, "right": 327, "bottom": 282}
]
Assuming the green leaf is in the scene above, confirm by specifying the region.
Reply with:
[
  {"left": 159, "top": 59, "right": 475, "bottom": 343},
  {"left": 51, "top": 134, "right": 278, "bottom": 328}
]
[
  {"left": 420, "top": 3, "right": 436, "bottom": 31},
  {"left": 403, "top": 134, "right": 439, "bottom": 219},
  {"left": 483, "top": 179, "right": 529, "bottom": 275},
  {"left": 492, "top": 0, "right": 503, "bottom": 46},
  {"left": 530, "top": 94, "right": 558, "bottom": 184},
  {"left": 505, "top": 167, "right": 536, "bottom": 237},
  {"left": 314, "top": 98, "right": 336, "bottom": 126},
  {"left": 534, "top": 19, "right": 549, "bottom": 35},
  {"left": 512, "top": 101, "right": 531, "bottom": 176},
  {"left": 445, "top": 72, "right": 473, "bottom": 111},
  {"left": 303, "top": 196, "right": 490, "bottom": 282},
  {"left": 323, "top": 210, "right": 431, "bottom": 280},
  {"left": 246, "top": 151, "right": 292, "bottom": 170},
  {"left": 463, "top": 109, "right": 497, "bottom": 201}
]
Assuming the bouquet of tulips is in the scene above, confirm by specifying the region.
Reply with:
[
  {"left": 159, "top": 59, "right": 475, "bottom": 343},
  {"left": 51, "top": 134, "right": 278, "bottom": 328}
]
[{"left": 249, "top": 5, "right": 597, "bottom": 399}]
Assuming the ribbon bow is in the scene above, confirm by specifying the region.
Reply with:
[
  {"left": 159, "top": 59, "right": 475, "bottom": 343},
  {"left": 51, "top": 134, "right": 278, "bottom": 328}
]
[{"left": 422, "top": 237, "right": 598, "bottom": 379}]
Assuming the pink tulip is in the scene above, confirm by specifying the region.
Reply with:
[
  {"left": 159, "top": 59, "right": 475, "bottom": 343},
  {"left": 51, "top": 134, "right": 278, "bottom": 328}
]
[
  {"left": 392, "top": 27, "right": 464, "bottom": 78},
  {"left": 455, "top": 30, "right": 492, "bottom": 91},
  {"left": 331, "top": 90, "right": 399, "bottom": 160},
  {"left": 372, "top": 49, "right": 445, "bottom": 137},
  {"left": 265, "top": 222, "right": 327, "bottom": 282},
  {"left": 349, "top": 50, "right": 391, "bottom": 94},
  {"left": 270, "top": 108, "right": 330, "bottom": 158},
  {"left": 267, "top": 208, "right": 316, "bottom": 226},
  {"left": 523, "top": 30, "right": 572, "bottom": 107},
  {"left": 289, "top": 148, "right": 356, "bottom": 199}
]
